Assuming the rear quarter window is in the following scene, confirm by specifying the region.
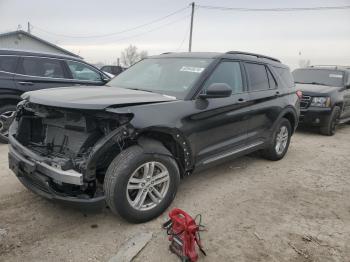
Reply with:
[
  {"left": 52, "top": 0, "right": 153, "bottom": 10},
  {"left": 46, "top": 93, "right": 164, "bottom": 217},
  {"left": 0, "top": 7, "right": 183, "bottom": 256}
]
[
  {"left": 273, "top": 66, "right": 294, "bottom": 88},
  {"left": 0, "top": 56, "right": 18, "bottom": 73}
]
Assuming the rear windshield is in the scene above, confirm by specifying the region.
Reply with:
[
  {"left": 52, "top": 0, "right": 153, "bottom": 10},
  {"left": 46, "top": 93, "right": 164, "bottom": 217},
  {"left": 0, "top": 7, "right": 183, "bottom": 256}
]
[{"left": 293, "top": 69, "right": 344, "bottom": 87}]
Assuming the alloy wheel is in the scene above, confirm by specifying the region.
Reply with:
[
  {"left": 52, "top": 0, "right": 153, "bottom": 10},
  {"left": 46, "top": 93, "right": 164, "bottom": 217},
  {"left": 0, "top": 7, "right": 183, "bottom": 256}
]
[
  {"left": 331, "top": 111, "right": 340, "bottom": 134},
  {"left": 126, "top": 161, "right": 170, "bottom": 211},
  {"left": 275, "top": 126, "right": 289, "bottom": 155},
  {"left": 0, "top": 110, "right": 16, "bottom": 138}
]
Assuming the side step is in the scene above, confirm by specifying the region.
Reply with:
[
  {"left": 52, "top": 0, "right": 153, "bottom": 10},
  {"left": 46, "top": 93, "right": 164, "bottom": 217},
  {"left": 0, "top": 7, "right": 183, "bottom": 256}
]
[
  {"left": 339, "top": 117, "right": 350, "bottom": 124},
  {"left": 201, "top": 141, "right": 264, "bottom": 165}
]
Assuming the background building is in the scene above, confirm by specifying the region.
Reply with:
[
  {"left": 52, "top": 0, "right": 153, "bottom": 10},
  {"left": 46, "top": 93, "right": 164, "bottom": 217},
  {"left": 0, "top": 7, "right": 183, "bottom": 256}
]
[{"left": 0, "top": 30, "right": 80, "bottom": 58}]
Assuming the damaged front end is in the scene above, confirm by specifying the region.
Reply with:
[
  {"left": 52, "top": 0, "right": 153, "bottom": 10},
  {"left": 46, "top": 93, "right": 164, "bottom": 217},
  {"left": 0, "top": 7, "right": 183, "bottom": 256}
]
[{"left": 8, "top": 101, "right": 135, "bottom": 209}]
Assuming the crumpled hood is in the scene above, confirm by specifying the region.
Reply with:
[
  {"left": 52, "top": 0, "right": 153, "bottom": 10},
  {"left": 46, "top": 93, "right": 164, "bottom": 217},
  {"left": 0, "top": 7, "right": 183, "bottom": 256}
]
[
  {"left": 296, "top": 83, "right": 340, "bottom": 95},
  {"left": 21, "top": 85, "right": 177, "bottom": 110}
]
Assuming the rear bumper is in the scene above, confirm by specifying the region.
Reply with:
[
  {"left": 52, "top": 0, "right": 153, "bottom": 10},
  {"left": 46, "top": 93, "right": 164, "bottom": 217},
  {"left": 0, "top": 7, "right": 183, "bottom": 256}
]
[
  {"left": 8, "top": 125, "right": 105, "bottom": 210},
  {"left": 299, "top": 107, "right": 332, "bottom": 127}
]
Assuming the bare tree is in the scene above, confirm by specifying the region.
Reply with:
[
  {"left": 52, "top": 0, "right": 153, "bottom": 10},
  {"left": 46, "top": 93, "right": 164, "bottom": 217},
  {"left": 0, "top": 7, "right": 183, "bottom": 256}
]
[
  {"left": 297, "top": 51, "right": 311, "bottom": 68},
  {"left": 298, "top": 59, "right": 311, "bottom": 68},
  {"left": 139, "top": 50, "right": 148, "bottom": 60},
  {"left": 121, "top": 45, "right": 148, "bottom": 67}
]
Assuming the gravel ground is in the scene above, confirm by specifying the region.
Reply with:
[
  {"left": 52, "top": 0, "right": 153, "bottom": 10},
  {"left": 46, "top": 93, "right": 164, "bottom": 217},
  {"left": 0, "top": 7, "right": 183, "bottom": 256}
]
[{"left": 0, "top": 126, "right": 349, "bottom": 262}]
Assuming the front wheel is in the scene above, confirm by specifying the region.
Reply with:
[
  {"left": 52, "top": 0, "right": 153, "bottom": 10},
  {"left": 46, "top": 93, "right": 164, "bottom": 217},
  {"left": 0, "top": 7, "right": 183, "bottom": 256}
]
[
  {"left": 0, "top": 104, "right": 17, "bottom": 144},
  {"left": 320, "top": 106, "right": 340, "bottom": 136},
  {"left": 261, "top": 118, "right": 292, "bottom": 161},
  {"left": 104, "top": 145, "right": 180, "bottom": 223}
]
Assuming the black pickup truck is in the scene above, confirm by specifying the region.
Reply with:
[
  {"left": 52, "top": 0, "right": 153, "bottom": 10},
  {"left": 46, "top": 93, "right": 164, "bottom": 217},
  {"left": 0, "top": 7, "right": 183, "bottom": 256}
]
[{"left": 293, "top": 66, "right": 350, "bottom": 135}]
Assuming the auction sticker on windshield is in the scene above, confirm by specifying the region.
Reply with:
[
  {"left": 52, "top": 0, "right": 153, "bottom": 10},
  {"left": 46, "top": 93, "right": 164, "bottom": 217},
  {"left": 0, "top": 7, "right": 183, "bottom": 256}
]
[
  {"left": 329, "top": 74, "right": 343, "bottom": 78},
  {"left": 180, "top": 66, "right": 205, "bottom": 73}
]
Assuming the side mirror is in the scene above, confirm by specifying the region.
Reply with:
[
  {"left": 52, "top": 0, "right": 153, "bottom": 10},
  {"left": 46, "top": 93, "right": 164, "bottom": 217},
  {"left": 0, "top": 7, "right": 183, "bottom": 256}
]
[
  {"left": 346, "top": 84, "right": 350, "bottom": 89},
  {"left": 199, "top": 83, "right": 232, "bottom": 99},
  {"left": 101, "top": 73, "right": 111, "bottom": 83}
]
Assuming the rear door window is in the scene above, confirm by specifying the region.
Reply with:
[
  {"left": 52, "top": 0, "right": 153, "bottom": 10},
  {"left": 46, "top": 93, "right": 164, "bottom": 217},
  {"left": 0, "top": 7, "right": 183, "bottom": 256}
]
[
  {"left": 0, "top": 56, "right": 18, "bottom": 73},
  {"left": 244, "top": 63, "right": 269, "bottom": 91},
  {"left": 19, "top": 57, "right": 65, "bottom": 78}
]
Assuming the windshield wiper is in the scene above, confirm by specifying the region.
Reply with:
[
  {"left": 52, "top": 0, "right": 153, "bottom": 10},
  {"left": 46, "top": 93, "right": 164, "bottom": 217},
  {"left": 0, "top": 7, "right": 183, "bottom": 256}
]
[
  {"left": 296, "top": 81, "right": 327, "bottom": 86},
  {"left": 127, "top": 88, "right": 155, "bottom": 93}
]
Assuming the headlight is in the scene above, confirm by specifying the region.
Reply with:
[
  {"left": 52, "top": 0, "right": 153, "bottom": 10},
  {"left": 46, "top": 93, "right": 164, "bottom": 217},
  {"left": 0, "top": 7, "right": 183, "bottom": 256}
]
[{"left": 310, "top": 97, "right": 330, "bottom": 107}]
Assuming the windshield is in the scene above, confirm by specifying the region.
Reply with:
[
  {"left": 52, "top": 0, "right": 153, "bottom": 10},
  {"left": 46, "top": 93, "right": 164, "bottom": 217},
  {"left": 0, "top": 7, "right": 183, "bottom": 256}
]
[
  {"left": 107, "top": 58, "right": 213, "bottom": 99},
  {"left": 293, "top": 69, "right": 344, "bottom": 87}
]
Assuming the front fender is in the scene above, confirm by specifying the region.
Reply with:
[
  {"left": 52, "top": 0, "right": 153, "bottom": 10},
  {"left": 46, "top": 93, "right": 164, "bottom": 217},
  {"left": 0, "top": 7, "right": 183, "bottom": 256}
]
[
  {"left": 137, "top": 137, "right": 173, "bottom": 157},
  {"left": 83, "top": 124, "right": 135, "bottom": 180}
]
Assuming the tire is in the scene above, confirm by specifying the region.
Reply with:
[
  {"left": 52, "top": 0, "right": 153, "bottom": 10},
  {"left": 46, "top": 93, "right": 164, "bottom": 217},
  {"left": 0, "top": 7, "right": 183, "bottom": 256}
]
[
  {"left": 0, "top": 104, "right": 17, "bottom": 144},
  {"left": 104, "top": 145, "right": 180, "bottom": 223},
  {"left": 320, "top": 106, "right": 340, "bottom": 136},
  {"left": 261, "top": 118, "right": 292, "bottom": 161}
]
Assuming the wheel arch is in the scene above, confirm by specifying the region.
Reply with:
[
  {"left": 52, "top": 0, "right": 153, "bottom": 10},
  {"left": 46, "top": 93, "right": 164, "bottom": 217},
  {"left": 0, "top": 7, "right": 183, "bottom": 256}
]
[
  {"left": 137, "top": 128, "right": 193, "bottom": 177},
  {"left": 274, "top": 107, "right": 298, "bottom": 134},
  {"left": 84, "top": 126, "right": 192, "bottom": 181},
  {"left": 333, "top": 101, "right": 344, "bottom": 111},
  {"left": 0, "top": 95, "right": 21, "bottom": 107}
]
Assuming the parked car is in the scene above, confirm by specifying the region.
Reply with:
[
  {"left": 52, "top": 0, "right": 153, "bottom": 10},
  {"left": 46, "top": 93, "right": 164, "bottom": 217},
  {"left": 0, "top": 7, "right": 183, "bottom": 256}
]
[
  {"left": 293, "top": 66, "right": 350, "bottom": 135},
  {"left": 8, "top": 51, "right": 300, "bottom": 223},
  {"left": 0, "top": 49, "right": 111, "bottom": 143},
  {"left": 100, "top": 65, "right": 125, "bottom": 77}
]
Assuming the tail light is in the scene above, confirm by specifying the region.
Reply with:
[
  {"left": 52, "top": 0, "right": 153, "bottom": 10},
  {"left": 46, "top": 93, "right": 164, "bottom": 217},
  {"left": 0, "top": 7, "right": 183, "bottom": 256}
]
[{"left": 296, "top": 90, "right": 303, "bottom": 99}]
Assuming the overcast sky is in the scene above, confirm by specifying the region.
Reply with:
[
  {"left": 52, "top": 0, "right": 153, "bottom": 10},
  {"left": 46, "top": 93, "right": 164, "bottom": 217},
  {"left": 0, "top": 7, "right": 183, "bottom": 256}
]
[{"left": 1, "top": 0, "right": 350, "bottom": 68}]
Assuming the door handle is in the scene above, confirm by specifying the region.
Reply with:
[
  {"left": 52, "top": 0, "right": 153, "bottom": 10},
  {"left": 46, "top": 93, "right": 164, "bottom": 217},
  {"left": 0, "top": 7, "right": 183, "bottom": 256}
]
[
  {"left": 238, "top": 98, "right": 245, "bottom": 103},
  {"left": 275, "top": 91, "right": 280, "bottom": 96},
  {"left": 18, "top": 81, "right": 34, "bottom": 86}
]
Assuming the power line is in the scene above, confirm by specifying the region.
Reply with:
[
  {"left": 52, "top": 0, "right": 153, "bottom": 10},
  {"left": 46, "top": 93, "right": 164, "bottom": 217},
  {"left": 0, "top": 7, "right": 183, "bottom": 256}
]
[
  {"left": 32, "top": 6, "right": 189, "bottom": 39},
  {"left": 105, "top": 14, "right": 190, "bottom": 43},
  {"left": 47, "top": 13, "right": 189, "bottom": 45},
  {"left": 175, "top": 22, "right": 190, "bottom": 52},
  {"left": 197, "top": 4, "right": 350, "bottom": 12}
]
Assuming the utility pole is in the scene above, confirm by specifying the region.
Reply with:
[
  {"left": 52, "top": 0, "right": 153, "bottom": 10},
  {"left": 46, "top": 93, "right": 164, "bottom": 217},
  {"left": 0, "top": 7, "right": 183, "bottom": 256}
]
[
  {"left": 27, "top": 22, "right": 31, "bottom": 34},
  {"left": 189, "top": 2, "right": 195, "bottom": 52}
]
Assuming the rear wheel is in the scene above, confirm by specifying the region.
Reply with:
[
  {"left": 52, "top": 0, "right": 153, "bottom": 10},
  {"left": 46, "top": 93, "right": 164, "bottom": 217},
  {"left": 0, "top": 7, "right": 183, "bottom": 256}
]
[
  {"left": 0, "top": 104, "right": 17, "bottom": 144},
  {"left": 320, "top": 106, "right": 340, "bottom": 136},
  {"left": 261, "top": 118, "right": 292, "bottom": 161},
  {"left": 104, "top": 145, "right": 180, "bottom": 223}
]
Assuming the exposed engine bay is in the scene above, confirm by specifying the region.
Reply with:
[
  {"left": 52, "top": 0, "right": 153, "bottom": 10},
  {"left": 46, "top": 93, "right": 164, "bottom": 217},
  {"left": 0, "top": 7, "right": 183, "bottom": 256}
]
[{"left": 12, "top": 101, "right": 134, "bottom": 198}]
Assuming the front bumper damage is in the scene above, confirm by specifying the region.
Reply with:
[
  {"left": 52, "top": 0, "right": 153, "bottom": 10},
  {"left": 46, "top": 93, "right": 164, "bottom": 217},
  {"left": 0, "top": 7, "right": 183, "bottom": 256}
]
[
  {"left": 8, "top": 130, "right": 106, "bottom": 209},
  {"left": 7, "top": 104, "right": 134, "bottom": 210}
]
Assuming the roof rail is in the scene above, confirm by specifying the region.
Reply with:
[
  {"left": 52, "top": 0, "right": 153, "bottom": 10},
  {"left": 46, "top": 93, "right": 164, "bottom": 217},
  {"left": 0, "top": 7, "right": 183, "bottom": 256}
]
[
  {"left": 226, "top": 51, "right": 281, "bottom": 63},
  {"left": 308, "top": 65, "right": 343, "bottom": 69}
]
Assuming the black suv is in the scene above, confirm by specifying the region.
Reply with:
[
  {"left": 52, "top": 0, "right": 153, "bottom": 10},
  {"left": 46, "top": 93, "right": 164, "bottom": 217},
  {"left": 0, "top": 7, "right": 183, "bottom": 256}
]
[
  {"left": 8, "top": 51, "right": 299, "bottom": 223},
  {"left": 293, "top": 66, "right": 350, "bottom": 135},
  {"left": 100, "top": 65, "right": 125, "bottom": 76},
  {"left": 0, "top": 49, "right": 110, "bottom": 143}
]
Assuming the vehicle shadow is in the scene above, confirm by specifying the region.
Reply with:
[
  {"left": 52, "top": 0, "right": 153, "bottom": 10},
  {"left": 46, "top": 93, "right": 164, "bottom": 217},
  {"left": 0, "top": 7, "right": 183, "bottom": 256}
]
[{"left": 296, "top": 123, "right": 350, "bottom": 136}]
